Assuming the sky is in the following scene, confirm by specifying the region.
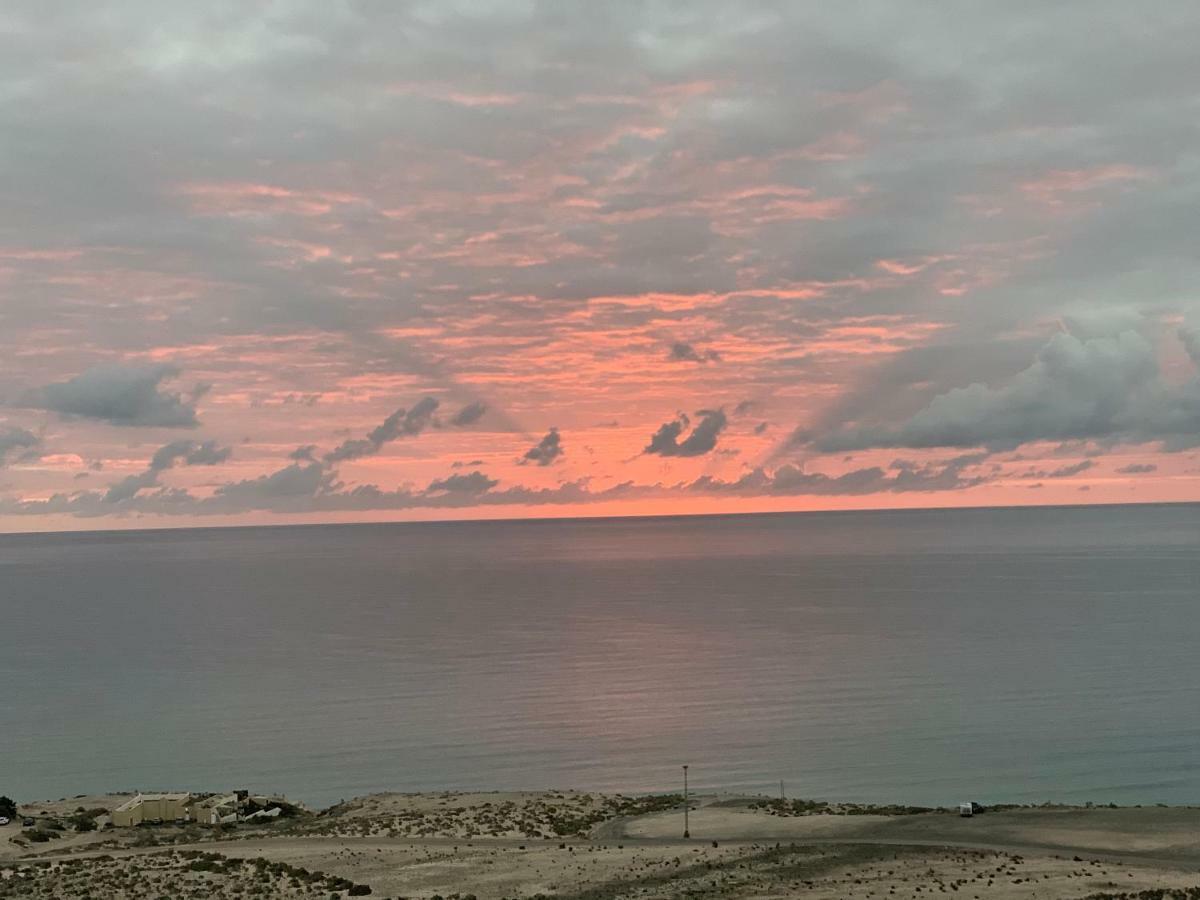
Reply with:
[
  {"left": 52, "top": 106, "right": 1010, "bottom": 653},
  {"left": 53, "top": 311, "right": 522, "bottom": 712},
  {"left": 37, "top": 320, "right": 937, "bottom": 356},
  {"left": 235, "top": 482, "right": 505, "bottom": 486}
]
[{"left": 2, "top": 1, "right": 1200, "bottom": 531}]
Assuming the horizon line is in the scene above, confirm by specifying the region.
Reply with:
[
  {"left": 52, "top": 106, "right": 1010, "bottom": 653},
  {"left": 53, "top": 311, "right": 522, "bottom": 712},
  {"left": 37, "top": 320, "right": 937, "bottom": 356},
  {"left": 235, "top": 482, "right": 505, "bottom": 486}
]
[{"left": 1, "top": 497, "right": 1196, "bottom": 540}]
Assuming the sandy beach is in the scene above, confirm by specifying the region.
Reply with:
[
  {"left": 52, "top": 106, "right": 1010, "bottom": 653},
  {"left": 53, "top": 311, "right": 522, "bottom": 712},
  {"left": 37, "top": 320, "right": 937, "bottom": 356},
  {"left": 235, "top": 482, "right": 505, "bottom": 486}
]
[{"left": 5, "top": 791, "right": 1200, "bottom": 898}]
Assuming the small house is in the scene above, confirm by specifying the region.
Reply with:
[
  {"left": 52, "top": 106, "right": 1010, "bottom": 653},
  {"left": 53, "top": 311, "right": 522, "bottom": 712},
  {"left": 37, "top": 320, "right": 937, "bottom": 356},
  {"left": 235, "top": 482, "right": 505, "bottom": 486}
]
[{"left": 111, "top": 793, "right": 193, "bottom": 827}]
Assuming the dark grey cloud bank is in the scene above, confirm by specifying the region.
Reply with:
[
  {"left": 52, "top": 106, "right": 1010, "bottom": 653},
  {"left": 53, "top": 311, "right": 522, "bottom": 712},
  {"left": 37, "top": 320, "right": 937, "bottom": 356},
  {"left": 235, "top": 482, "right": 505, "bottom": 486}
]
[
  {"left": 668, "top": 341, "right": 720, "bottom": 363},
  {"left": 427, "top": 470, "right": 498, "bottom": 494},
  {"left": 103, "top": 439, "right": 232, "bottom": 503},
  {"left": 522, "top": 428, "right": 563, "bottom": 466},
  {"left": 323, "top": 398, "right": 489, "bottom": 463},
  {"left": 1116, "top": 462, "right": 1157, "bottom": 475},
  {"left": 4, "top": 456, "right": 987, "bottom": 520},
  {"left": 450, "top": 401, "right": 488, "bottom": 427},
  {"left": 688, "top": 452, "right": 987, "bottom": 497},
  {"left": 326, "top": 397, "right": 440, "bottom": 462},
  {"left": 0, "top": 426, "right": 40, "bottom": 465},
  {"left": 1020, "top": 460, "right": 1095, "bottom": 480},
  {"left": 21, "top": 365, "right": 202, "bottom": 428},
  {"left": 804, "top": 325, "right": 1200, "bottom": 453},
  {"left": 645, "top": 409, "right": 727, "bottom": 457}
]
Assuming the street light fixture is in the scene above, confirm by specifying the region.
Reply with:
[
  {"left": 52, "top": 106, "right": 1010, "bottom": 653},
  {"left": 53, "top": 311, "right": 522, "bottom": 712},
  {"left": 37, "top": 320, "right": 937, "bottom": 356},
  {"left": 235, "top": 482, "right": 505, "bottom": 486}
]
[{"left": 682, "top": 764, "right": 690, "bottom": 838}]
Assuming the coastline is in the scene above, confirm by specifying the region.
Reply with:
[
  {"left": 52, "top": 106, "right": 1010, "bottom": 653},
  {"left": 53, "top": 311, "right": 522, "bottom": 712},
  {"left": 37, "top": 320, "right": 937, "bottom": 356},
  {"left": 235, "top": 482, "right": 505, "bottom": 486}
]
[{"left": 6, "top": 789, "right": 1200, "bottom": 898}]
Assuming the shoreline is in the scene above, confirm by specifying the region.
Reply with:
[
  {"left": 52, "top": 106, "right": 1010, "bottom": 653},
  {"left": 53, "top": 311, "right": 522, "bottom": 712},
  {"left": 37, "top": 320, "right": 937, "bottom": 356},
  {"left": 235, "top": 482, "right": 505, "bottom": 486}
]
[{"left": 17, "top": 787, "right": 1200, "bottom": 816}]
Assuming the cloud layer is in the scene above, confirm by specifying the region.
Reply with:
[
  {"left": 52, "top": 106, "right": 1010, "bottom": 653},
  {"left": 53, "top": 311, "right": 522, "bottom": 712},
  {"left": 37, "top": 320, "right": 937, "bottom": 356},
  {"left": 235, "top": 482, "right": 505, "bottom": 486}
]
[
  {"left": 0, "top": 427, "right": 40, "bottom": 465},
  {"left": 103, "top": 439, "right": 232, "bottom": 503},
  {"left": 522, "top": 428, "right": 564, "bottom": 466},
  {"left": 645, "top": 410, "right": 727, "bottom": 457},
  {"left": 809, "top": 328, "right": 1200, "bottom": 452},
  {"left": 326, "top": 398, "right": 440, "bottom": 462},
  {"left": 1, "top": 1, "right": 1198, "bottom": 526},
  {"left": 22, "top": 366, "right": 201, "bottom": 428}
]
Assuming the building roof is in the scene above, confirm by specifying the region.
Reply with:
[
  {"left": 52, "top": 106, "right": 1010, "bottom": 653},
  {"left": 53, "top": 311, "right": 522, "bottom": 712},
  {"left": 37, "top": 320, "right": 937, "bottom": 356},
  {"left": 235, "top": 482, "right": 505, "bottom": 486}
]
[
  {"left": 114, "top": 792, "right": 192, "bottom": 812},
  {"left": 197, "top": 793, "right": 238, "bottom": 808}
]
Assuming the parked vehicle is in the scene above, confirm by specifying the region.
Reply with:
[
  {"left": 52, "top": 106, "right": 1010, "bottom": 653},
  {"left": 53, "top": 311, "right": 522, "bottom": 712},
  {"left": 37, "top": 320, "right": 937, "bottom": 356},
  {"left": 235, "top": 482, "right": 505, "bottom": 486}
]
[
  {"left": 0, "top": 817, "right": 9, "bottom": 826},
  {"left": 21, "top": 818, "right": 35, "bottom": 827},
  {"left": 958, "top": 802, "right": 974, "bottom": 817}
]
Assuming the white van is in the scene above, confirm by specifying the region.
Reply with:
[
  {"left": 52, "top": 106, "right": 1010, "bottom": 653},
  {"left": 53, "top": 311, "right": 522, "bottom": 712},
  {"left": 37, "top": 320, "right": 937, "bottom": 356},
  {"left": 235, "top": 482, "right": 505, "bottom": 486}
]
[{"left": 958, "top": 802, "right": 974, "bottom": 817}]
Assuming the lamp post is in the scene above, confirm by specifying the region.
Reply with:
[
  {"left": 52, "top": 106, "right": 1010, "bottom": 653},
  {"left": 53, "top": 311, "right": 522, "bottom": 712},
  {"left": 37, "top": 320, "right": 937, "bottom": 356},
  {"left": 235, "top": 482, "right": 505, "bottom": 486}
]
[{"left": 682, "top": 764, "right": 690, "bottom": 838}]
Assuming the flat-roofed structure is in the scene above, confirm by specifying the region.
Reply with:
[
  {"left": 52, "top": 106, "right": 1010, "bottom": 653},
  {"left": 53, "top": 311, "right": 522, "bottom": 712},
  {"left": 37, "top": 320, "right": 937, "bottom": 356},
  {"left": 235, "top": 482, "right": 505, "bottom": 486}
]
[{"left": 111, "top": 793, "right": 193, "bottom": 827}]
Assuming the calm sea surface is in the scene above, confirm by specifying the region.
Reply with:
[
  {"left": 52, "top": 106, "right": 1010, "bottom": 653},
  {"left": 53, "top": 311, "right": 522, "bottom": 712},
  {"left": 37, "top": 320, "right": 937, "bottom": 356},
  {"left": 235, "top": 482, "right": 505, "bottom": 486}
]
[{"left": 3, "top": 504, "right": 1199, "bottom": 809}]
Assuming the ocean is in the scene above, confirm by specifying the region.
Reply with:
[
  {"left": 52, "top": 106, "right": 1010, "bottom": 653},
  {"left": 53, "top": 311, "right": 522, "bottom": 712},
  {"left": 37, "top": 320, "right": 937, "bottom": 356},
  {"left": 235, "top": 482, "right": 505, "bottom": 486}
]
[{"left": 2, "top": 504, "right": 1199, "bottom": 809}]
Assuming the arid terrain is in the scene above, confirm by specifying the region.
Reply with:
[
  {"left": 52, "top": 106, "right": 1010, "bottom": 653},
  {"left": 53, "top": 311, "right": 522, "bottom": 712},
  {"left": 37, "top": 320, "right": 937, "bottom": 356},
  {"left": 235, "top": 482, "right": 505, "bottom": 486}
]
[{"left": 4, "top": 791, "right": 1200, "bottom": 899}]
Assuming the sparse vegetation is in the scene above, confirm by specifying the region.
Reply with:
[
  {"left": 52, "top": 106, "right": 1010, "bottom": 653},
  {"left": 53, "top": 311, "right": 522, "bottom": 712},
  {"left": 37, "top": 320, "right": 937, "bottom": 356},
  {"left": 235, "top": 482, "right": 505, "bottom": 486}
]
[
  {"left": 294, "top": 792, "right": 685, "bottom": 840},
  {"left": 67, "top": 811, "right": 99, "bottom": 832},
  {"left": 749, "top": 798, "right": 939, "bottom": 817},
  {"left": 0, "top": 850, "right": 373, "bottom": 899}
]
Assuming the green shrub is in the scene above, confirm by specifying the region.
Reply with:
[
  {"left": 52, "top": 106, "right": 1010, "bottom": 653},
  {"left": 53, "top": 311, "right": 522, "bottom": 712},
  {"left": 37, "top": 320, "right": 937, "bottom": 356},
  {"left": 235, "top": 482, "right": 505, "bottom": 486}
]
[{"left": 69, "top": 812, "right": 97, "bottom": 832}]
